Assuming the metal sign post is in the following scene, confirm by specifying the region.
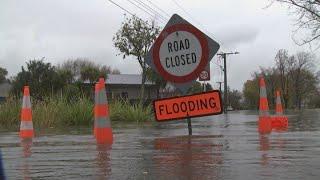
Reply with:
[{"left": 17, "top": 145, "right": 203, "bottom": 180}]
[{"left": 187, "top": 116, "right": 192, "bottom": 135}]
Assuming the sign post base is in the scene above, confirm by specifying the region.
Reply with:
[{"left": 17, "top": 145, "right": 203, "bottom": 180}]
[{"left": 187, "top": 117, "right": 192, "bottom": 135}]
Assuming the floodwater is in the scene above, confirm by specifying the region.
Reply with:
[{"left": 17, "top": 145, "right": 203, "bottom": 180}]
[{"left": 1, "top": 110, "right": 320, "bottom": 180}]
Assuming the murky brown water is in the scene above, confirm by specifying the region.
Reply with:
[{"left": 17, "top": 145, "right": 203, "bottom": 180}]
[{"left": 1, "top": 110, "right": 320, "bottom": 179}]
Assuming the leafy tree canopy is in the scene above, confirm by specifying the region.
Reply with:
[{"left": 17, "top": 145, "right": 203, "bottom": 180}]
[{"left": 0, "top": 67, "right": 8, "bottom": 83}]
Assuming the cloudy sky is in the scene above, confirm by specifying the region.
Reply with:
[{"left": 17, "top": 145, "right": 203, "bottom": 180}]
[{"left": 0, "top": 0, "right": 316, "bottom": 90}]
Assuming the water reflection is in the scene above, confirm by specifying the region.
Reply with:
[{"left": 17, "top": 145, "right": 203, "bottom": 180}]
[
  {"left": 95, "top": 144, "right": 112, "bottom": 179},
  {"left": 0, "top": 150, "right": 5, "bottom": 179},
  {"left": 20, "top": 138, "right": 32, "bottom": 180},
  {"left": 259, "top": 134, "right": 288, "bottom": 166},
  {"left": 259, "top": 135, "right": 270, "bottom": 152},
  {"left": 21, "top": 160, "right": 31, "bottom": 180},
  {"left": 153, "top": 135, "right": 224, "bottom": 179},
  {"left": 21, "top": 138, "right": 32, "bottom": 158},
  {"left": 259, "top": 135, "right": 270, "bottom": 166}
]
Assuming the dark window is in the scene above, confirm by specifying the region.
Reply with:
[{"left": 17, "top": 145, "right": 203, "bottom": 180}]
[
  {"left": 121, "top": 92, "right": 128, "bottom": 99},
  {"left": 106, "top": 92, "right": 112, "bottom": 100}
]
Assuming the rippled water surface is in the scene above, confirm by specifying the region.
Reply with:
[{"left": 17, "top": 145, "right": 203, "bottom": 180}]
[{"left": 1, "top": 110, "right": 320, "bottom": 179}]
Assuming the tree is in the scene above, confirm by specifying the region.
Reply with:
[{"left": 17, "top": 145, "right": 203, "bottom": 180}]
[
  {"left": 11, "top": 59, "right": 63, "bottom": 99},
  {"left": 113, "top": 16, "right": 160, "bottom": 105},
  {"left": 111, "top": 69, "right": 121, "bottom": 74},
  {"left": 287, "top": 52, "right": 317, "bottom": 109},
  {"left": 0, "top": 67, "right": 8, "bottom": 83},
  {"left": 56, "top": 69, "right": 73, "bottom": 85},
  {"left": 243, "top": 49, "right": 319, "bottom": 110},
  {"left": 205, "top": 83, "right": 213, "bottom": 91},
  {"left": 308, "top": 89, "right": 320, "bottom": 108},
  {"left": 146, "top": 67, "right": 167, "bottom": 98},
  {"left": 275, "top": 49, "right": 290, "bottom": 108},
  {"left": 58, "top": 58, "right": 120, "bottom": 83},
  {"left": 187, "top": 81, "right": 203, "bottom": 94},
  {"left": 228, "top": 89, "right": 243, "bottom": 110},
  {"left": 243, "top": 79, "right": 259, "bottom": 109},
  {"left": 80, "top": 65, "right": 100, "bottom": 83},
  {"left": 187, "top": 81, "right": 214, "bottom": 94},
  {"left": 272, "top": 0, "right": 320, "bottom": 46}
]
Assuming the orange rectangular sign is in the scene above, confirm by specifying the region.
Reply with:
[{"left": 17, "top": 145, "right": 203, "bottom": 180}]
[{"left": 153, "top": 90, "right": 223, "bottom": 121}]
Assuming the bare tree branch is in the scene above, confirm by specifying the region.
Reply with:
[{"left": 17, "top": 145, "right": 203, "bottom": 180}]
[{"left": 272, "top": 0, "right": 320, "bottom": 45}]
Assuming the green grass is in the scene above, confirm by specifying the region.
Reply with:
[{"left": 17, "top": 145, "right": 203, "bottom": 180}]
[
  {"left": 110, "top": 100, "right": 153, "bottom": 123},
  {"left": 0, "top": 96, "right": 153, "bottom": 130},
  {"left": 0, "top": 98, "right": 20, "bottom": 129}
]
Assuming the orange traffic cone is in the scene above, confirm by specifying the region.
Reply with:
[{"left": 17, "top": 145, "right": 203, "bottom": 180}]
[
  {"left": 94, "top": 78, "right": 113, "bottom": 144},
  {"left": 271, "top": 90, "right": 288, "bottom": 129},
  {"left": 20, "top": 86, "right": 34, "bottom": 139},
  {"left": 258, "top": 77, "right": 272, "bottom": 134}
]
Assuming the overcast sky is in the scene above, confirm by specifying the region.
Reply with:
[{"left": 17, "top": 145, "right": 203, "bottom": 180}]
[{"left": 0, "top": 0, "right": 317, "bottom": 90}]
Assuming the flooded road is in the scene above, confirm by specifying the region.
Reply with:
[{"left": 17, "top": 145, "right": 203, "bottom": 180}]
[{"left": 1, "top": 110, "right": 320, "bottom": 179}]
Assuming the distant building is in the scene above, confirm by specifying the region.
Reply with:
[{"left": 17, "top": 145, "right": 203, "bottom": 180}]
[
  {"left": 83, "top": 74, "right": 178, "bottom": 102},
  {"left": 104, "top": 74, "right": 158, "bottom": 101},
  {"left": 0, "top": 82, "right": 11, "bottom": 102}
]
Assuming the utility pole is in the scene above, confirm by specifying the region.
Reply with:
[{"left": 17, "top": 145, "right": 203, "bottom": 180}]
[
  {"left": 216, "top": 82, "right": 223, "bottom": 92},
  {"left": 217, "top": 52, "right": 239, "bottom": 113}
]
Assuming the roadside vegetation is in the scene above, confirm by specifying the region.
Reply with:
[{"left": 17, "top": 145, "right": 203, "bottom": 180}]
[
  {"left": 0, "top": 96, "right": 153, "bottom": 130},
  {"left": 0, "top": 16, "right": 158, "bottom": 130}
]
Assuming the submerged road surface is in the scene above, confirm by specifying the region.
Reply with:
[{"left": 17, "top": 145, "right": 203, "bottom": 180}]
[{"left": 0, "top": 110, "right": 320, "bottom": 179}]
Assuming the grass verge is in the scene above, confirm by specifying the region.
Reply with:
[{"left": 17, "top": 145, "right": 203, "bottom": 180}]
[{"left": 0, "top": 97, "right": 153, "bottom": 130}]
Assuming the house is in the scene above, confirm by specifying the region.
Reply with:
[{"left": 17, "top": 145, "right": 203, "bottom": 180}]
[
  {"left": 0, "top": 82, "right": 11, "bottom": 102},
  {"left": 104, "top": 74, "right": 158, "bottom": 102}
]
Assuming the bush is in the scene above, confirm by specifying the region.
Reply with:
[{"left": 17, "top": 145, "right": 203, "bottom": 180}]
[
  {"left": 0, "top": 98, "right": 20, "bottom": 129},
  {"left": 32, "top": 97, "right": 93, "bottom": 128},
  {"left": 110, "top": 100, "right": 153, "bottom": 123}
]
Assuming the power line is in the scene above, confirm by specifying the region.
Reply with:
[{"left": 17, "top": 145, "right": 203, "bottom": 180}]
[
  {"left": 171, "top": 0, "right": 224, "bottom": 48},
  {"left": 145, "top": 0, "right": 171, "bottom": 18},
  {"left": 107, "top": 0, "right": 135, "bottom": 16},
  {"left": 124, "top": 0, "right": 195, "bottom": 42},
  {"left": 125, "top": 0, "right": 166, "bottom": 24},
  {"left": 107, "top": 0, "right": 167, "bottom": 25},
  {"left": 132, "top": 0, "right": 169, "bottom": 22},
  {"left": 127, "top": 0, "right": 161, "bottom": 21},
  {"left": 107, "top": 0, "right": 167, "bottom": 32},
  {"left": 171, "top": 0, "right": 203, "bottom": 28}
]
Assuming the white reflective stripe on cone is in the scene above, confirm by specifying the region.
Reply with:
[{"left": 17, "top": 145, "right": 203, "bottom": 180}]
[
  {"left": 276, "top": 96, "right": 283, "bottom": 115},
  {"left": 259, "top": 110, "right": 269, "bottom": 116},
  {"left": 95, "top": 93, "right": 107, "bottom": 105},
  {"left": 260, "top": 87, "right": 267, "bottom": 98},
  {"left": 276, "top": 96, "right": 281, "bottom": 104},
  {"left": 22, "top": 96, "right": 31, "bottom": 108},
  {"left": 99, "top": 90, "right": 107, "bottom": 103},
  {"left": 20, "top": 121, "right": 33, "bottom": 130},
  {"left": 95, "top": 117, "right": 111, "bottom": 128},
  {"left": 276, "top": 112, "right": 283, "bottom": 116}
]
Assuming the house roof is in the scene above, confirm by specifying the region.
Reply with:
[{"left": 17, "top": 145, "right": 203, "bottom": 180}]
[
  {"left": 0, "top": 82, "right": 11, "bottom": 97},
  {"left": 106, "top": 74, "right": 155, "bottom": 85}
]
